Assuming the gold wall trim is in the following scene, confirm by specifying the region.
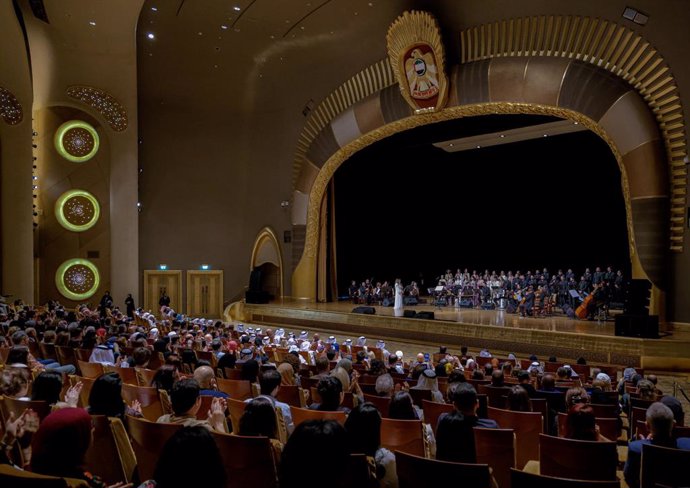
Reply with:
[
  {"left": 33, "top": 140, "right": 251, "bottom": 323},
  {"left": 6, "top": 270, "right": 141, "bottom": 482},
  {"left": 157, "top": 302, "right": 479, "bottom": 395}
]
[
  {"left": 292, "top": 59, "right": 396, "bottom": 187},
  {"left": 250, "top": 226, "right": 284, "bottom": 298},
  {"left": 460, "top": 15, "right": 687, "bottom": 251}
]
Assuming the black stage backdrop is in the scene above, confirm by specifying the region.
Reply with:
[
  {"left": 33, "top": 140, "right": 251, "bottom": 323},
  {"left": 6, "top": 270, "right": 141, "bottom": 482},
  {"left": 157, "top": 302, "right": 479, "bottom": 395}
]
[{"left": 334, "top": 115, "right": 631, "bottom": 295}]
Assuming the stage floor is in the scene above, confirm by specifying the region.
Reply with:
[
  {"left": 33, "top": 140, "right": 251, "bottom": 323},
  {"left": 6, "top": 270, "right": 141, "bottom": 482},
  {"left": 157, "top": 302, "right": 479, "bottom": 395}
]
[{"left": 242, "top": 299, "right": 690, "bottom": 371}]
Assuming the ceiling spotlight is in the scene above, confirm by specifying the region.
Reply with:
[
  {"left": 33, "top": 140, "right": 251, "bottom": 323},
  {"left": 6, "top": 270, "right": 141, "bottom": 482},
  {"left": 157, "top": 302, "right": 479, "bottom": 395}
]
[
  {"left": 32, "top": 176, "right": 38, "bottom": 180},
  {"left": 476, "top": 145, "right": 481, "bottom": 149},
  {"left": 233, "top": 5, "right": 241, "bottom": 11},
  {"left": 543, "top": 134, "right": 548, "bottom": 137},
  {"left": 136, "top": 202, "right": 142, "bottom": 208},
  {"left": 573, "top": 121, "right": 579, "bottom": 125},
  {"left": 448, "top": 143, "right": 454, "bottom": 147},
  {"left": 89, "top": 21, "right": 96, "bottom": 26},
  {"left": 147, "top": 32, "right": 155, "bottom": 39},
  {"left": 499, "top": 134, "right": 505, "bottom": 138},
  {"left": 151, "top": 6, "right": 158, "bottom": 11},
  {"left": 221, "top": 24, "right": 228, "bottom": 29}
]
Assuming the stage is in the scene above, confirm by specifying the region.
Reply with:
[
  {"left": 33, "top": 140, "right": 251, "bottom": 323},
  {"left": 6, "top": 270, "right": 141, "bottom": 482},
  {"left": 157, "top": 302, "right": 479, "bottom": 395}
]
[{"left": 241, "top": 299, "right": 690, "bottom": 372}]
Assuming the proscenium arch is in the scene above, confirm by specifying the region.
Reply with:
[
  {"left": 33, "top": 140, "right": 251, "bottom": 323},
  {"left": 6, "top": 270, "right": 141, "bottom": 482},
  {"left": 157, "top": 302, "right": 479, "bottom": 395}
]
[
  {"left": 292, "top": 57, "right": 670, "bottom": 316},
  {"left": 250, "top": 226, "right": 284, "bottom": 298}
]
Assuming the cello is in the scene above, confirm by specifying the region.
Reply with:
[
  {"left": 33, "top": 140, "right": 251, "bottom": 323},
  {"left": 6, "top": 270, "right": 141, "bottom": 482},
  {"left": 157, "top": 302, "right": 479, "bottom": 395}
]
[{"left": 575, "top": 293, "right": 594, "bottom": 319}]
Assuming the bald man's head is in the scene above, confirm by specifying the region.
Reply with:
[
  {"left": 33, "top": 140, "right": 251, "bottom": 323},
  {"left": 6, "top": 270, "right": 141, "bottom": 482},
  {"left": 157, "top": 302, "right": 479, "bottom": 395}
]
[{"left": 193, "top": 365, "right": 216, "bottom": 389}]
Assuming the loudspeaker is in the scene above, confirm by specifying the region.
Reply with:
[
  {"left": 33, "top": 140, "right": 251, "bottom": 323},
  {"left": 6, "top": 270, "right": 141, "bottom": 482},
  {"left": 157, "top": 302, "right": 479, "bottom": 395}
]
[
  {"left": 403, "top": 310, "right": 417, "bottom": 318},
  {"left": 249, "top": 268, "right": 263, "bottom": 292},
  {"left": 481, "top": 303, "right": 496, "bottom": 310},
  {"left": 352, "top": 306, "right": 375, "bottom": 315},
  {"left": 615, "top": 314, "right": 659, "bottom": 338},
  {"left": 416, "top": 311, "right": 435, "bottom": 320},
  {"left": 245, "top": 290, "right": 270, "bottom": 304},
  {"left": 623, "top": 279, "right": 651, "bottom": 316},
  {"left": 459, "top": 300, "right": 473, "bottom": 308}
]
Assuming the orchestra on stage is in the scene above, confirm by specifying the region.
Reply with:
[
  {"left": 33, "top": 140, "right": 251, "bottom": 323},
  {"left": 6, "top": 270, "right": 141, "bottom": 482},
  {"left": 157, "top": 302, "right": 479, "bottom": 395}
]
[{"left": 348, "top": 266, "right": 626, "bottom": 320}]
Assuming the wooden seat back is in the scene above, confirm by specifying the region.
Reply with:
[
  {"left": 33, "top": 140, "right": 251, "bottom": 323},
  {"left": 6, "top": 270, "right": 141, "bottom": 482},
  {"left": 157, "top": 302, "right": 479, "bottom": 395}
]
[
  {"left": 135, "top": 368, "right": 158, "bottom": 387},
  {"left": 395, "top": 451, "right": 491, "bottom": 488},
  {"left": 55, "top": 346, "right": 78, "bottom": 369},
  {"left": 539, "top": 434, "right": 617, "bottom": 481},
  {"left": 120, "top": 384, "right": 163, "bottom": 421},
  {"left": 127, "top": 415, "right": 182, "bottom": 481},
  {"left": 408, "top": 388, "right": 432, "bottom": 408},
  {"left": 69, "top": 375, "right": 95, "bottom": 408},
  {"left": 635, "top": 420, "right": 690, "bottom": 439},
  {"left": 475, "top": 428, "right": 516, "bottom": 488},
  {"left": 422, "top": 399, "right": 453, "bottom": 435},
  {"left": 85, "top": 415, "right": 135, "bottom": 485},
  {"left": 224, "top": 367, "right": 243, "bottom": 380},
  {"left": 631, "top": 407, "right": 647, "bottom": 436},
  {"left": 589, "top": 403, "right": 619, "bottom": 419},
  {"left": 77, "top": 360, "right": 104, "bottom": 379},
  {"left": 289, "top": 406, "right": 346, "bottom": 427},
  {"left": 556, "top": 413, "right": 620, "bottom": 441},
  {"left": 510, "top": 468, "right": 621, "bottom": 488},
  {"left": 74, "top": 349, "right": 93, "bottom": 363},
  {"left": 479, "top": 385, "right": 513, "bottom": 409},
  {"left": 227, "top": 397, "right": 247, "bottom": 434},
  {"left": 212, "top": 433, "right": 278, "bottom": 488},
  {"left": 196, "top": 395, "right": 216, "bottom": 421},
  {"left": 530, "top": 397, "right": 549, "bottom": 432},
  {"left": 380, "top": 418, "right": 424, "bottom": 457},
  {"left": 275, "top": 385, "right": 306, "bottom": 408},
  {"left": 38, "top": 343, "right": 57, "bottom": 362},
  {"left": 216, "top": 378, "right": 253, "bottom": 400},
  {"left": 363, "top": 393, "right": 391, "bottom": 417},
  {"left": 640, "top": 442, "right": 690, "bottom": 488},
  {"left": 0, "top": 463, "right": 77, "bottom": 488},
  {"left": 488, "top": 407, "right": 542, "bottom": 469},
  {"left": 0, "top": 396, "right": 52, "bottom": 423},
  {"left": 109, "top": 366, "right": 138, "bottom": 385}
]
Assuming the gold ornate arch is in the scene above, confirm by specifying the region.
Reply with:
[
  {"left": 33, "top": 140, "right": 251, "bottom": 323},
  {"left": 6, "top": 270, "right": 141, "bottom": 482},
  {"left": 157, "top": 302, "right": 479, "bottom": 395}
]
[
  {"left": 290, "top": 15, "right": 685, "bottom": 318},
  {"left": 250, "top": 226, "right": 284, "bottom": 298}
]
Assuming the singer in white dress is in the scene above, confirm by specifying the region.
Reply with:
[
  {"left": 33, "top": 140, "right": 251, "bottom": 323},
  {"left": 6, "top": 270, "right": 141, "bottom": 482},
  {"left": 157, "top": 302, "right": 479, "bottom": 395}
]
[{"left": 394, "top": 279, "right": 404, "bottom": 316}]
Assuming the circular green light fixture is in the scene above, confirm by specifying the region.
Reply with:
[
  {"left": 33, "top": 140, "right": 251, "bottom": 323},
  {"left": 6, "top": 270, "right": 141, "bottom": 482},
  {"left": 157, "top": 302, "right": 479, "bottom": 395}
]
[
  {"left": 55, "top": 258, "right": 100, "bottom": 301},
  {"left": 54, "top": 120, "right": 100, "bottom": 163},
  {"left": 55, "top": 189, "right": 100, "bottom": 232}
]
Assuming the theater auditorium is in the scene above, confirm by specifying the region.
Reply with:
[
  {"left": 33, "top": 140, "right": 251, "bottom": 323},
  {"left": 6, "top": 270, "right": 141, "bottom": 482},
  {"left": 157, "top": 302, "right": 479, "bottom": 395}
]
[{"left": 1, "top": 1, "right": 689, "bottom": 487}]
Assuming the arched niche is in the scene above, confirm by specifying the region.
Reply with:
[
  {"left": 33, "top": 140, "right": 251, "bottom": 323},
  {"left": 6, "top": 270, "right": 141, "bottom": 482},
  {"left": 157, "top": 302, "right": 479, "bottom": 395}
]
[{"left": 250, "top": 227, "right": 284, "bottom": 298}]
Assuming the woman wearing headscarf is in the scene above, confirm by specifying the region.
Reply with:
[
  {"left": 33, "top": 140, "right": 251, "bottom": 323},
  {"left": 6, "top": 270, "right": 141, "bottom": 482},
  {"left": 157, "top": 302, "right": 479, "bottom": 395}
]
[{"left": 31, "top": 408, "right": 130, "bottom": 487}]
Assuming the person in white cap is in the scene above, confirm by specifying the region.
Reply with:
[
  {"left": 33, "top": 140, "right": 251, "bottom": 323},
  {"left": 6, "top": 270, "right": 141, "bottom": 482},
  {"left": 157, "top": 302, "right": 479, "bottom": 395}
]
[
  {"left": 375, "top": 340, "right": 390, "bottom": 360},
  {"left": 356, "top": 336, "right": 367, "bottom": 347},
  {"left": 299, "top": 331, "right": 308, "bottom": 341}
]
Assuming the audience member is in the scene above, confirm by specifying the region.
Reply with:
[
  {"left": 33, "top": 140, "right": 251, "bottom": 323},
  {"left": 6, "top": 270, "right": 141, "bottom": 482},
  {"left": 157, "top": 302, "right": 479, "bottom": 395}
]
[
  {"left": 156, "top": 379, "right": 226, "bottom": 432},
  {"left": 309, "top": 376, "right": 349, "bottom": 413},
  {"left": 193, "top": 366, "right": 228, "bottom": 398},
  {"left": 506, "top": 385, "right": 531, "bottom": 412},
  {"left": 345, "top": 403, "right": 397, "bottom": 487},
  {"left": 565, "top": 404, "right": 609, "bottom": 441}
]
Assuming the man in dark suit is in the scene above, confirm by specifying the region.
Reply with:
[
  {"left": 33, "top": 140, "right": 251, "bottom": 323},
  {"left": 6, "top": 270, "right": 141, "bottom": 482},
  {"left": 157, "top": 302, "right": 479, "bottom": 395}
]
[{"left": 436, "top": 383, "right": 498, "bottom": 463}]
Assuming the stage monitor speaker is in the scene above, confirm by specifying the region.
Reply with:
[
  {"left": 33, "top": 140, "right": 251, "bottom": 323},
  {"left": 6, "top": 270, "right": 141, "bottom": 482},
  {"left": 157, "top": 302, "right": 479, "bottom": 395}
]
[
  {"left": 352, "top": 306, "right": 375, "bottom": 315},
  {"left": 249, "top": 268, "right": 263, "bottom": 292},
  {"left": 416, "top": 311, "right": 435, "bottom": 320},
  {"left": 623, "top": 279, "right": 651, "bottom": 316},
  {"left": 614, "top": 314, "right": 659, "bottom": 338},
  {"left": 403, "top": 310, "right": 417, "bottom": 318},
  {"left": 245, "top": 290, "right": 270, "bottom": 304}
]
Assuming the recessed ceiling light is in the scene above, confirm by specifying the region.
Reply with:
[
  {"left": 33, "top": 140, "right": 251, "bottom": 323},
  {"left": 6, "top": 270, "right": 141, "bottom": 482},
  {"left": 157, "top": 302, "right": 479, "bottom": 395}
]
[
  {"left": 151, "top": 6, "right": 158, "bottom": 11},
  {"left": 368, "top": 2, "right": 374, "bottom": 6},
  {"left": 147, "top": 32, "right": 155, "bottom": 39},
  {"left": 233, "top": 6, "right": 241, "bottom": 11},
  {"left": 476, "top": 145, "right": 481, "bottom": 149},
  {"left": 269, "top": 35, "right": 275, "bottom": 39},
  {"left": 221, "top": 24, "right": 228, "bottom": 30},
  {"left": 543, "top": 134, "right": 548, "bottom": 137},
  {"left": 499, "top": 134, "right": 505, "bottom": 138},
  {"left": 449, "top": 143, "right": 454, "bottom": 147},
  {"left": 198, "top": 31, "right": 203, "bottom": 36},
  {"left": 89, "top": 21, "right": 96, "bottom": 26},
  {"left": 573, "top": 121, "right": 579, "bottom": 125},
  {"left": 300, "top": 26, "right": 305, "bottom": 30}
]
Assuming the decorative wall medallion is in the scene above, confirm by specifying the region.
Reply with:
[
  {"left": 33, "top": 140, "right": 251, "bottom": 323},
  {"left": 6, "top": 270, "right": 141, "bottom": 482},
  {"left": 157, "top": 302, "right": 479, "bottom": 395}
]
[
  {"left": 66, "top": 86, "right": 128, "bottom": 131},
  {"left": 55, "top": 258, "right": 100, "bottom": 300},
  {"left": 54, "top": 120, "right": 100, "bottom": 162},
  {"left": 0, "top": 87, "right": 23, "bottom": 125},
  {"left": 55, "top": 190, "right": 100, "bottom": 232},
  {"left": 387, "top": 11, "right": 449, "bottom": 114}
]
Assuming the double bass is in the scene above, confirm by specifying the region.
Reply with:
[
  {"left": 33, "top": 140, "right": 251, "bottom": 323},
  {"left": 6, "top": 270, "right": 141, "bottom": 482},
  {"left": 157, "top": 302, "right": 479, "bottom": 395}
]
[{"left": 575, "top": 293, "right": 594, "bottom": 319}]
